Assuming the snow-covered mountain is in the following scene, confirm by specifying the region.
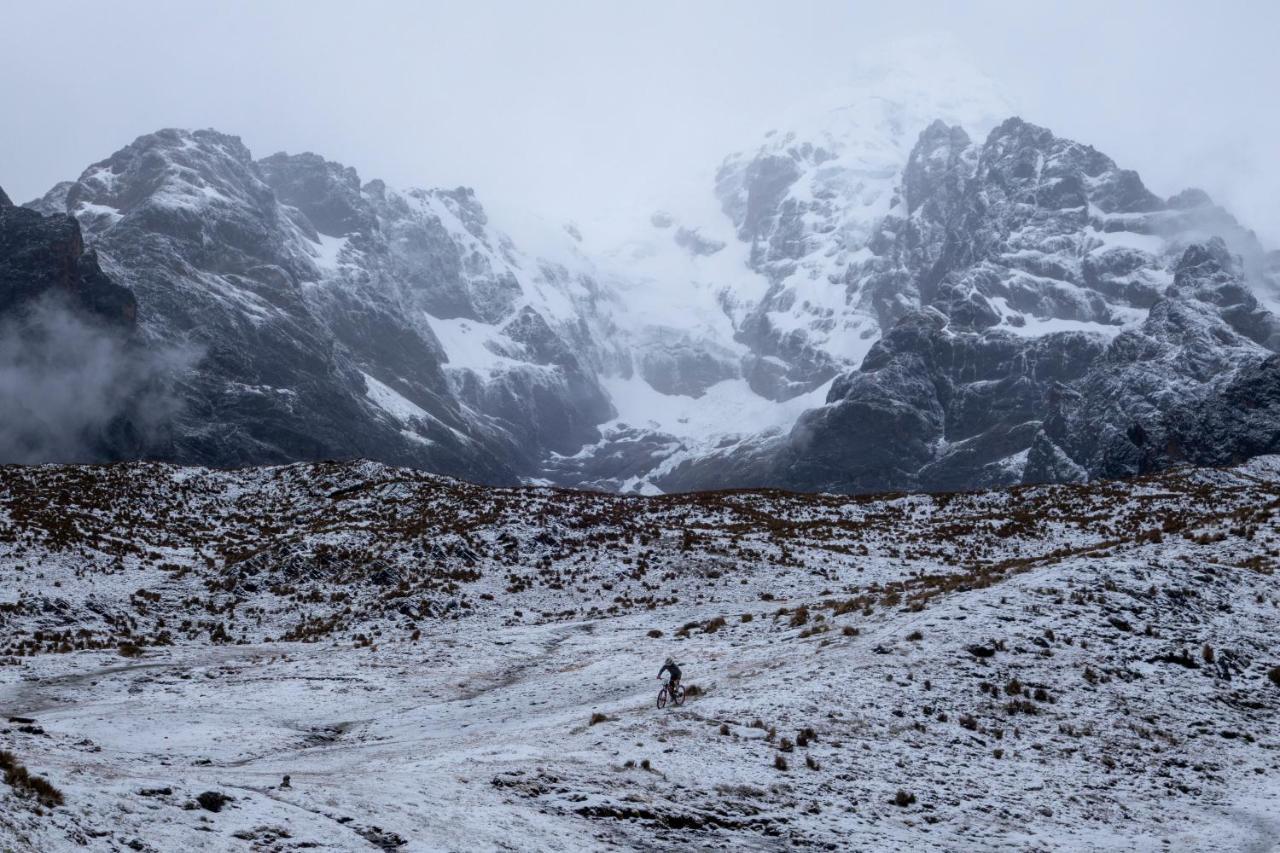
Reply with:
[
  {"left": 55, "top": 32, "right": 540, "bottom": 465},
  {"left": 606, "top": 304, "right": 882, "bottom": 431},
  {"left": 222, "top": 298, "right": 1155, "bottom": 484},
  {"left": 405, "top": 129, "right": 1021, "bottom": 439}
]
[
  {"left": 4, "top": 41, "right": 1279, "bottom": 492},
  {"left": 655, "top": 114, "right": 1280, "bottom": 492},
  {"left": 21, "top": 130, "right": 627, "bottom": 484}
]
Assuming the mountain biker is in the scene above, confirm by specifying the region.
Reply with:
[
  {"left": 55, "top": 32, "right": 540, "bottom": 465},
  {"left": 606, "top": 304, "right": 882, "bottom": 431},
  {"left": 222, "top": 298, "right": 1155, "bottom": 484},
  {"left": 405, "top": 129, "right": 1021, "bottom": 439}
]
[{"left": 657, "top": 656, "right": 681, "bottom": 698}]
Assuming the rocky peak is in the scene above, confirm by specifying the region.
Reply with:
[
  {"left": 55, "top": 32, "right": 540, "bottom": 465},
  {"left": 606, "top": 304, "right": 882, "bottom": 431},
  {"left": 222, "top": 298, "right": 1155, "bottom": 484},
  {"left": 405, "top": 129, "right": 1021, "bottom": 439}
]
[
  {"left": 41, "top": 128, "right": 310, "bottom": 287},
  {"left": 1169, "top": 239, "right": 1280, "bottom": 350},
  {"left": 0, "top": 184, "right": 11, "bottom": 207},
  {"left": 258, "top": 151, "right": 374, "bottom": 238},
  {"left": 59, "top": 129, "right": 267, "bottom": 223},
  {"left": 1167, "top": 187, "right": 1214, "bottom": 210},
  {"left": 1173, "top": 238, "right": 1237, "bottom": 287},
  {"left": 902, "top": 121, "right": 973, "bottom": 216},
  {"left": 431, "top": 187, "right": 489, "bottom": 237},
  {"left": 977, "top": 117, "right": 1162, "bottom": 216}
]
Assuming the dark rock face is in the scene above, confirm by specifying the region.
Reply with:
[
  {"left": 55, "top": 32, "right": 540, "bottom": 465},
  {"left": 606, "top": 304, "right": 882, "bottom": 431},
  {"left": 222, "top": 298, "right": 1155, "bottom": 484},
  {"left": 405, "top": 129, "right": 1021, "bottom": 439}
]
[
  {"left": 257, "top": 151, "right": 375, "bottom": 237},
  {"left": 798, "top": 311, "right": 1104, "bottom": 492},
  {"left": 0, "top": 203, "right": 135, "bottom": 325},
  {"left": 632, "top": 329, "right": 739, "bottom": 399},
  {"left": 0, "top": 200, "right": 160, "bottom": 463},
  {"left": 720, "top": 153, "right": 803, "bottom": 253}
]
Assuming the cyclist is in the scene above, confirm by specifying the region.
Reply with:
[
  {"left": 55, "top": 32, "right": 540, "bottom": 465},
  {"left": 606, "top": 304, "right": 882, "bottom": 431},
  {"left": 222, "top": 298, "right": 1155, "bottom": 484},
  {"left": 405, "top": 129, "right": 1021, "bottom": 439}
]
[{"left": 657, "top": 656, "right": 682, "bottom": 699}]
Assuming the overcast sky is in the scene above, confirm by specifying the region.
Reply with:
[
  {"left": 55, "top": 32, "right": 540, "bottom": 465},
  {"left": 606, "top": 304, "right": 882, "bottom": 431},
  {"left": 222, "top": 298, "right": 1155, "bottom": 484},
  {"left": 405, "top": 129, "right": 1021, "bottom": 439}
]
[{"left": 3, "top": 0, "right": 1278, "bottom": 245}]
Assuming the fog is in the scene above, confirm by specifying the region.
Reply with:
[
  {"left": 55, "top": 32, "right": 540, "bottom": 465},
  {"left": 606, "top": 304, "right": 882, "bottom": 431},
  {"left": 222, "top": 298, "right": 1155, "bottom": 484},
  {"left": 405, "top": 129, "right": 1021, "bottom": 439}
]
[
  {"left": 0, "top": 297, "right": 198, "bottom": 463},
  {"left": 2, "top": 0, "right": 1278, "bottom": 245}
]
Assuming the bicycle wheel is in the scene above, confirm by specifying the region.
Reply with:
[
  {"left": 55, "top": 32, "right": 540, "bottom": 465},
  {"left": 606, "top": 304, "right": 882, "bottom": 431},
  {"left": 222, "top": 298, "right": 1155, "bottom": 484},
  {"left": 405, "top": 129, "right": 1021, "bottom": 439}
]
[
  {"left": 656, "top": 687, "right": 668, "bottom": 709},
  {"left": 673, "top": 685, "right": 686, "bottom": 707}
]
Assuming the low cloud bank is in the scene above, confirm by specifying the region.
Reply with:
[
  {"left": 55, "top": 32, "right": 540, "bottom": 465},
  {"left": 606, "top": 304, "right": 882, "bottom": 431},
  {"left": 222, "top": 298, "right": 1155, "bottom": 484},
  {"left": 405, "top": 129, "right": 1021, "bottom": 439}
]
[{"left": 0, "top": 297, "right": 199, "bottom": 463}]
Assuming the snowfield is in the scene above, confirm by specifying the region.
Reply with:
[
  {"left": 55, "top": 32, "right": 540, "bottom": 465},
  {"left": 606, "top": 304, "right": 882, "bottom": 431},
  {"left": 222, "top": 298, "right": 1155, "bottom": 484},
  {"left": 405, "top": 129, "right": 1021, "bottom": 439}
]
[{"left": 1, "top": 459, "right": 1279, "bottom": 851}]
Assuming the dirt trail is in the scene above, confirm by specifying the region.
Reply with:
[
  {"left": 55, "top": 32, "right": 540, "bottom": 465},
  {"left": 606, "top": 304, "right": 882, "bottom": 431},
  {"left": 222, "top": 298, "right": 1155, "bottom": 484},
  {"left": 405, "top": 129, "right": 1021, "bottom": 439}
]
[
  {"left": 1233, "top": 808, "right": 1280, "bottom": 853},
  {"left": 0, "top": 646, "right": 289, "bottom": 716}
]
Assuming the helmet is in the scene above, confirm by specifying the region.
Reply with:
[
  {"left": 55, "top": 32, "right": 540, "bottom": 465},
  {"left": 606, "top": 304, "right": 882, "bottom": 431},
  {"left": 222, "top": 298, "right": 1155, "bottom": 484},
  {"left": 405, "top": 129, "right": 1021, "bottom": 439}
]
[{"left": 665, "top": 657, "right": 674, "bottom": 665}]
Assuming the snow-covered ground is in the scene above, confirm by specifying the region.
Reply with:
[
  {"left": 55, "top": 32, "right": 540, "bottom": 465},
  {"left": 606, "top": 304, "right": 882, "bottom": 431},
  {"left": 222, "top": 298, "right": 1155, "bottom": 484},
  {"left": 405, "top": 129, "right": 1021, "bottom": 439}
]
[{"left": 1, "top": 458, "right": 1279, "bottom": 850}]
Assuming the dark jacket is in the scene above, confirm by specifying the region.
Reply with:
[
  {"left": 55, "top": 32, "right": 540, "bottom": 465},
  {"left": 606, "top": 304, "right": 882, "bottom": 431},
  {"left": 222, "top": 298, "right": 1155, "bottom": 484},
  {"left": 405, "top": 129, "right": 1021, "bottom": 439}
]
[{"left": 659, "top": 661, "right": 681, "bottom": 681}]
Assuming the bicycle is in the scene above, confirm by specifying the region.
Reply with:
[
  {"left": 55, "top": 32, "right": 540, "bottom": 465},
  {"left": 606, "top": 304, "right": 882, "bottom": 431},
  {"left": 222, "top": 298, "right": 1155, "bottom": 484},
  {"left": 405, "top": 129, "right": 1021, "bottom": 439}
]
[{"left": 656, "top": 678, "right": 685, "bottom": 708}]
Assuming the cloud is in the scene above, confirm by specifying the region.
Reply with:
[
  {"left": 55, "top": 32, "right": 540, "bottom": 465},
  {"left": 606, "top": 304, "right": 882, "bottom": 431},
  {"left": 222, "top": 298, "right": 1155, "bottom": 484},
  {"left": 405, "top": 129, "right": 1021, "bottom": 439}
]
[
  {"left": 0, "top": 296, "right": 199, "bottom": 463},
  {"left": 0, "top": 2, "right": 1276, "bottom": 245}
]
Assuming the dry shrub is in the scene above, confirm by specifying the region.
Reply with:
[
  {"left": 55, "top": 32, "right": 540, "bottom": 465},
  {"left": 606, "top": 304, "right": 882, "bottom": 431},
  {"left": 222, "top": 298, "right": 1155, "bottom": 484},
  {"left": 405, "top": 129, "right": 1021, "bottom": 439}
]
[
  {"left": 0, "top": 751, "right": 64, "bottom": 807},
  {"left": 196, "top": 791, "right": 231, "bottom": 812}
]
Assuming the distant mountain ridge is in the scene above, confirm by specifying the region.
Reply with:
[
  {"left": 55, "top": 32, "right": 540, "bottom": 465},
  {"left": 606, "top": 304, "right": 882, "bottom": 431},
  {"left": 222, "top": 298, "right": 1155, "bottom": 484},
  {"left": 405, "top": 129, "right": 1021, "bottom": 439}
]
[{"left": 3, "top": 50, "right": 1279, "bottom": 490}]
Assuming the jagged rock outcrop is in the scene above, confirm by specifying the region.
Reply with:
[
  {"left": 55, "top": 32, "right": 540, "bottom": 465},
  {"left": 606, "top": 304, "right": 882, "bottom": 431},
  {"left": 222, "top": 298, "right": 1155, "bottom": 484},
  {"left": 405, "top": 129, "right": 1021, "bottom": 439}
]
[
  {"left": 1027, "top": 240, "right": 1280, "bottom": 481},
  {"left": 0, "top": 197, "right": 135, "bottom": 325},
  {"left": 254, "top": 150, "right": 615, "bottom": 466}
]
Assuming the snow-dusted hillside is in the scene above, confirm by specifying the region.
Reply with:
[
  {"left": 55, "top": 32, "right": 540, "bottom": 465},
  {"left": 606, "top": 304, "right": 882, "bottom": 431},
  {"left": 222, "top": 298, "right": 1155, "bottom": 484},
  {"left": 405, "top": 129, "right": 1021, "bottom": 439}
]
[{"left": 1, "top": 457, "right": 1278, "bottom": 850}]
